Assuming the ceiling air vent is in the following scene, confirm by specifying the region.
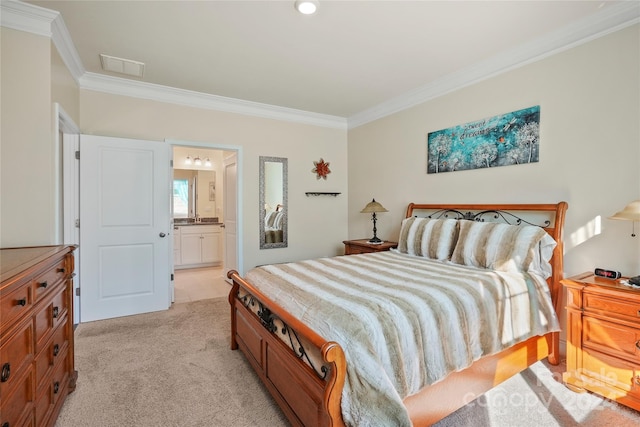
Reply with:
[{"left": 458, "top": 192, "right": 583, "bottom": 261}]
[{"left": 99, "top": 54, "right": 145, "bottom": 78}]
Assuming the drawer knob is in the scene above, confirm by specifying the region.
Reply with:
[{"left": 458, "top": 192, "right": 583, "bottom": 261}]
[
  {"left": 53, "top": 381, "right": 60, "bottom": 394},
  {"left": 52, "top": 306, "right": 59, "bottom": 319},
  {"left": 636, "top": 340, "right": 640, "bottom": 351},
  {"left": 15, "top": 298, "right": 26, "bottom": 307},
  {"left": 39, "top": 281, "right": 48, "bottom": 289},
  {"left": 2, "top": 422, "right": 9, "bottom": 427},
  {"left": 0, "top": 363, "right": 10, "bottom": 382},
  {"left": 57, "top": 267, "right": 66, "bottom": 273},
  {"left": 53, "top": 344, "right": 60, "bottom": 357}
]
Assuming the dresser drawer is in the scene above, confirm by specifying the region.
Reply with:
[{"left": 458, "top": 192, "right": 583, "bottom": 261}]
[
  {"left": 0, "top": 317, "right": 34, "bottom": 398},
  {"left": 34, "top": 285, "right": 69, "bottom": 353},
  {"left": 583, "top": 316, "right": 640, "bottom": 362},
  {"left": 583, "top": 347, "right": 640, "bottom": 398},
  {"left": 345, "top": 245, "right": 371, "bottom": 255},
  {"left": 32, "top": 258, "right": 68, "bottom": 304},
  {"left": 34, "top": 314, "right": 69, "bottom": 391},
  {"left": 35, "top": 350, "right": 69, "bottom": 427},
  {"left": 1, "top": 281, "right": 32, "bottom": 330},
  {"left": 584, "top": 292, "right": 640, "bottom": 321},
  {"left": 0, "top": 368, "right": 34, "bottom": 427}
]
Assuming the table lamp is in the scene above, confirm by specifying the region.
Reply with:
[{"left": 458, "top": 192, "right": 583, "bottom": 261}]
[
  {"left": 360, "top": 199, "right": 388, "bottom": 243},
  {"left": 609, "top": 199, "right": 640, "bottom": 237}
]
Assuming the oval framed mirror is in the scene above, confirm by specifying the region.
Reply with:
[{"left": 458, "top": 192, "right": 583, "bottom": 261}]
[{"left": 259, "top": 156, "right": 288, "bottom": 249}]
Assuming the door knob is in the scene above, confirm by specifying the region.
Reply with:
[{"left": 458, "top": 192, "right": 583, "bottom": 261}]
[{"left": 159, "top": 232, "right": 166, "bottom": 238}]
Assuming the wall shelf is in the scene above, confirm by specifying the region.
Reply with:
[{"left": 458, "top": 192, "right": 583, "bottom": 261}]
[{"left": 305, "top": 192, "right": 341, "bottom": 197}]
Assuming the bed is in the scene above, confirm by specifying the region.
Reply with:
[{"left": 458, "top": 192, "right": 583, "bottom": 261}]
[{"left": 228, "top": 202, "right": 568, "bottom": 426}]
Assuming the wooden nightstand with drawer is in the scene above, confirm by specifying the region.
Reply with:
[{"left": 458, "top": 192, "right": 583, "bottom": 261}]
[
  {"left": 342, "top": 239, "right": 397, "bottom": 255},
  {"left": 561, "top": 272, "right": 640, "bottom": 411}
]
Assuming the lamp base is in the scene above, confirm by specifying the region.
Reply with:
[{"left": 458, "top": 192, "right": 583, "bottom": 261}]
[{"left": 368, "top": 237, "right": 382, "bottom": 244}]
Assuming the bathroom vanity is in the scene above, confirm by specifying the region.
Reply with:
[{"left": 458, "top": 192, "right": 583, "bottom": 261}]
[{"left": 173, "top": 221, "right": 223, "bottom": 269}]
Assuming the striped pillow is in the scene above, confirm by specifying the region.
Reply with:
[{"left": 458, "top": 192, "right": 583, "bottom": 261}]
[
  {"left": 451, "top": 221, "right": 556, "bottom": 276},
  {"left": 397, "top": 217, "right": 459, "bottom": 260}
]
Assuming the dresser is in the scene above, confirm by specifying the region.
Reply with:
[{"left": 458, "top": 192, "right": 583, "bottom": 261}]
[
  {"left": 562, "top": 272, "right": 640, "bottom": 411},
  {"left": 1, "top": 245, "right": 77, "bottom": 427},
  {"left": 342, "top": 239, "right": 398, "bottom": 255}
]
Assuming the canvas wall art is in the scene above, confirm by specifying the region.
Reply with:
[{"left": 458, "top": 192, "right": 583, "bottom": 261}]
[{"left": 427, "top": 105, "right": 540, "bottom": 174}]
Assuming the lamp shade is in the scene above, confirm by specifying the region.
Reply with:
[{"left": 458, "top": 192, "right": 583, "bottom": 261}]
[
  {"left": 360, "top": 199, "right": 388, "bottom": 214},
  {"left": 609, "top": 200, "right": 640, "bottom": 221}
]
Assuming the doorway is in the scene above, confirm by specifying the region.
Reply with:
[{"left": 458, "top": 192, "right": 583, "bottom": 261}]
[
  {"left": 64, "top": 136, "right": 242, "bottom": 323},
  {"left": 169, "top": 142, "right": 241, "bottom": 304}
]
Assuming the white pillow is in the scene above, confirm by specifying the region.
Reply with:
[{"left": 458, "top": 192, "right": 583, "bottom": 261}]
[{"left": 397, "top": 217, "right": 459, "bottom": 260}]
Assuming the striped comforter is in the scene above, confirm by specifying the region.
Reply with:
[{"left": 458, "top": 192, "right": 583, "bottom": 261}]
[{"left": 245, "top": 250, "right": 560, "bottom": 427}]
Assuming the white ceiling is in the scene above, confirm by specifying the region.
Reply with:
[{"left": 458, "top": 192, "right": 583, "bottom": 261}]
[{"left": 20, "top": 0, "right": 640, "bottom": 125}]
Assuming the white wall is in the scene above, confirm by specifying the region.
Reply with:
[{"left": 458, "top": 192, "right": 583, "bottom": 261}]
[
  {"left": 348, "top": 24, "right": 640, "bottom": 278},
  {"left": 79, "top": 90, "right": 348, "bottom": 272}
]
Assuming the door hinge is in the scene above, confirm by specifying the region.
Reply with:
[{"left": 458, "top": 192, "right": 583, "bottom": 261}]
[
  {"left": 75, "top": 219, "right": 80, "bottom": 228},
  {"left": 170, "top": 159, "right": 173, "bottom": 167},
  {"left": 171, "top": 273, "right": 174, "bottom": 281},
  {"left": 75, "top": 150, "right": 80, "bottom": 160},
  {"left": 75, "top": 287, "right": 80, "bottom": 296}
]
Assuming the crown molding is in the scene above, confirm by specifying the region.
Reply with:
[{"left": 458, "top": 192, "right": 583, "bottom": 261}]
[
  {"left": 0, "top": 0, "right": 56, "bottom": 36},
  {"left": 1, "top": 0, "right": 85, "bottom": 82},
  {"left": 3, "top": 0, "right": 637, "bottom": 131},
  {"left": 347, "top": 1, "right": 640, "bottom": 129},
  {"left": 1, "top": 0, "right": 345, "bottom": 129},
  {"left": 50, "top": 10, "right": 85, "bottom": 81},
  {"left": 80, "top": 72, "right": 348, "bottom": 129}
]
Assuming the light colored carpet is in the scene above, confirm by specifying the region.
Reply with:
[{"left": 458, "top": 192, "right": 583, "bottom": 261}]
[{"left": 56, "top": 297, "right": 640, "bottom": 427}]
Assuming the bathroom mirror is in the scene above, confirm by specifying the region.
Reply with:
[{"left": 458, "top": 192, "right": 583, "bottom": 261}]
[
  {"left": 259, "top": 156, "right": 287, "bottom": 249},
  {"left": 173, "top": 169, "right": 216, "bottom": 219}
]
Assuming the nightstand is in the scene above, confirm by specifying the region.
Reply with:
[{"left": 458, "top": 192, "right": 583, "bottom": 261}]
[
  {"left": 342, "top": 239, "right": 398, "bottom": 255},
  {"left": 561, "top": 272, "right": 640, "bottom": 411}
]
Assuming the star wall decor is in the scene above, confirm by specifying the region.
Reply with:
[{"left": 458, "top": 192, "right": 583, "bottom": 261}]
[{"left": 312, "top": 158, "right": 331, "bottom": 180}]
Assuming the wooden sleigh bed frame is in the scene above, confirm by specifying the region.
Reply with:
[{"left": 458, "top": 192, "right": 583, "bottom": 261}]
[{"left": 228, "top": 202, "right": 568, "bottom": 426}]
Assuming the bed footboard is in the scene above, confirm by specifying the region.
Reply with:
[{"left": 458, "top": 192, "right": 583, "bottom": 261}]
[{"left": 228, "top": 270, "right": 347, "bottom": 427}]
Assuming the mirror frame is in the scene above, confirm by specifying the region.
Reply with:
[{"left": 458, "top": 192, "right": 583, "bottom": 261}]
[{"left": 259, "top": 156, "right": 288, "bottom": 249}]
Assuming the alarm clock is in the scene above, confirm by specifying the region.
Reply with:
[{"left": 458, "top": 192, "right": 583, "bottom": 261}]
[{"left": 594, "top": 268, "right": 621, "bottom": 279}]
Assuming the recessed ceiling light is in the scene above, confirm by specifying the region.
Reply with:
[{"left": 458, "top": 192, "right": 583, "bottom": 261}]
[
  {"left": 295, "top": 0, "right": 318, "bottom": 15},
  {"left": 100, "top": 54, "right": 145, "bottom": 78}
]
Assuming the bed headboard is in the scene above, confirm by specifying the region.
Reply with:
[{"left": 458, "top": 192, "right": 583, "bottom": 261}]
[{"left": 405, "top": 202, "right": 568, "bottom": 308}]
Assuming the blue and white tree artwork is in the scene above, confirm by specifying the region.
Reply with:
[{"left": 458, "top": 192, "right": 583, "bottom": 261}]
[{"left": 427, "top": 106, "right": 540, "bottom": 174}]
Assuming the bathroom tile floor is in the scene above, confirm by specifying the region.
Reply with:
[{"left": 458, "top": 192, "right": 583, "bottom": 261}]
[{"left": 173, "top": 266, "right": 231, "bottom": 304}]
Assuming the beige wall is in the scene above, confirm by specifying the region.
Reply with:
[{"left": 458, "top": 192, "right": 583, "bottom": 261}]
[
  {"left": 1, "top": 28, "right": 54, "bottom": 246},
  {"left": 348, "top": 24, "right": 640, "bottom": 278},
  {"left": 79, "top": 90, "right": 348, "bottom": 271},
  {"left": 51, "top": 41, "right": 80, "bottom": 124}
]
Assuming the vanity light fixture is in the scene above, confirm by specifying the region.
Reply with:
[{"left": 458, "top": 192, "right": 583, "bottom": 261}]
[
  {"left": 184, "top": 156, "right": 192, "bottom": 165},
  {"left": 295, "top": 0, "right": 318, "bottom": 15},
  {"left": 204, "top": 158, "right": 212, "bottom": 167},
  {"left": 361, "top": 198, "right": 388, "bottom": 244},
  {"left": 610, "top": 199, "right": 640, "bottom": 237},
  {"left": 194, "top": 156, "right": 202, "bottom": 166}
]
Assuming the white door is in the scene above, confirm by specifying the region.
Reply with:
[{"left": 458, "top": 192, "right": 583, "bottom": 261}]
[
  {"left": 223, "top": 152, "right": 238, "bottom": 280},
  {"left": 80, "top": 135, "right": 171, "bottom": 322}
]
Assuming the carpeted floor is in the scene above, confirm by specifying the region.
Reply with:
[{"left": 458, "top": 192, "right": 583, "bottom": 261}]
[{"left": 56, "top": 297, "right": 640, "bottom": 427}]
